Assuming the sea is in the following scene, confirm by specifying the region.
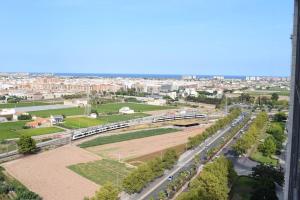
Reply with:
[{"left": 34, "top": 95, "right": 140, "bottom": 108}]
[{"left": 52, "top": 73, "right": 246, "bottom": 80}]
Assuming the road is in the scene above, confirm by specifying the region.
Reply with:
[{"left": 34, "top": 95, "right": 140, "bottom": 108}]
[
  {"left": 121, "top": 113, "right": 248, "bottom": 200},
  {"left": 14, "top": 104, "right": 76, "bottom": 112}
]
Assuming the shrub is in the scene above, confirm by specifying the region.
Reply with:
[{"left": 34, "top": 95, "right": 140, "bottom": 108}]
[{"left": 17, "top": 135, "right": 37, "bottom": 154}]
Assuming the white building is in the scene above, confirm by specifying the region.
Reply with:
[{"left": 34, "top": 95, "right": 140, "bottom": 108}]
[{"left": 119, "top": 107, "right": 135, "bottom": 114}]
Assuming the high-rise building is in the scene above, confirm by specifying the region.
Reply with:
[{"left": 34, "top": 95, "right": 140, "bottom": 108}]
[{"left": 284, "top": 0, "right": 300, "bottom": 199}]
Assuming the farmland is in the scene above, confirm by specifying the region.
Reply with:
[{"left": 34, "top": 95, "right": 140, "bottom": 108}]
[
  {"left": 62, "top": 113, "right": 149, "bottom": 129},
  {"left": 68, "top": 159, "right": 132, "bottom": 187},
  {"left": 0, "top": 121, "right": 64, "bottom": 140},
  {"left": 79, "top": 128, "right": 179, "bottom": 148},
  {"left": 92, "top": 102, "right": 173, "bottom": 113},
  {"left": 2, "top": 145, "right": 100, "bottom": 200},
  {"left": 86, "top": 125, "right": 210, "bottom": 160},
  {"left": 29, "top": 107, "right": 85, "bottom": 117},
  {"left": 29, "top": 102, "right": 173, "bottom": 117}
]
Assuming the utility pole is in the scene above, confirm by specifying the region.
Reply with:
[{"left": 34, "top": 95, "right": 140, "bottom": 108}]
[{"left": 225, "top": 94, "right": 228, "bottom": 115}]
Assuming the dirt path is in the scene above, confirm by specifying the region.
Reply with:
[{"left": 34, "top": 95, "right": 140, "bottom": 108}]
[
  {"left": 86, "top": 124, "right": 210, "bottom": 161},
  {"left": 2, "top": 145, "right": 100, "bottom": 200}
]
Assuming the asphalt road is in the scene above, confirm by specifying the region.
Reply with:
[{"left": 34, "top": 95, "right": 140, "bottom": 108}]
[
  {"left": 121, "top": 113, "right": 248, "bottom": 200},
  {"left": 14, "top": 104, "right": 75, "bottom": 112}
]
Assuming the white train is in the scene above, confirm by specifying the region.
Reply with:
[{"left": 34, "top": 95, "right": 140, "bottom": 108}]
[
  {"left": 72, "top": 122, "right": 130, "bottom": 140},
  {"left": 153, "top": 113, "right": 206, "bottom": 123},
  {"left": 72, "top": 113, "right": 207, "bottom": 140}
]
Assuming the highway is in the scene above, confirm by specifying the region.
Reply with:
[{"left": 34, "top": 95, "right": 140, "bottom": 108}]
[{"left": 121, "top": 113, "right": 249, "bottom": 200}]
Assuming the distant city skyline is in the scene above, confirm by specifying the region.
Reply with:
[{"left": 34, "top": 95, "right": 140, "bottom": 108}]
[{"left": 0, "top": 0, "right": 293, "bottom": 76}]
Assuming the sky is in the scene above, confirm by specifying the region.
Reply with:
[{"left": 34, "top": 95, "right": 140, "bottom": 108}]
[{"left": 0, "top": 0, "right": 294, "bottom": 76}]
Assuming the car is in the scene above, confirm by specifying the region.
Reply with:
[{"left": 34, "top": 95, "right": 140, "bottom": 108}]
[{"left": 168, "top": 176, "right": 173, "bottom": 181}]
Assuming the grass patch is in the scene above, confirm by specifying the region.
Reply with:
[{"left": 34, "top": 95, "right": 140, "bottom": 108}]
[
  {"left": 29, "top": 102, "right": 172, "bottom": 118},
  {"left": 0, "top": 121, "right": 63, "bottom": 140},
  {"left": 92, "top": 102, "right": 173, "bottom": 114},
  {"left": 250, "top": 151, "right": 278, "bottom": 166},
  {"left": 29, "top": 107, "right": 85, "bottom": 117},
  {"left": 230, "top": 176, "right": 257, "bottom": 200},
  {"left": 126, "top": 143, "right": 186, "bottom": 165},
  {"left": 62, "top": 113, "right": 149, "bottom": 129},
  {"left": 68, "top": 159, "right": 132, "bottom": 187},
  {"left": 79, "top": 128, "right": 179, "bottom": 148}
]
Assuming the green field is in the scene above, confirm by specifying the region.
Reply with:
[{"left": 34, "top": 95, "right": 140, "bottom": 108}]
[
  {"left": 62, "top": 113, "right": 149, "bottom": 129},
  {"left": 29, "top": 107, "right": 85, "bottom": 117},
  {"left": 0, "top": 101, "right": 61, "bottom": 109},
  {"left": 250, "top": 151, "right": 278, "bottom": 166},
  {"left": 68, "top": 159, "right": 132, "bottom": 186},
  {"left": 79, "top": 128, "right": 179, "bottom": 148},
  {"left": 230, "top": 176, "right": 257, "bottom": 200},
  {"left": 0, "top": 121, "right": 64, "bottom": 140},
  {"left": 29, "top": 102, "right": 172, "bottom": 118},
  {"left": 92, "top": 102, "right": 173, "bottom": 113}
]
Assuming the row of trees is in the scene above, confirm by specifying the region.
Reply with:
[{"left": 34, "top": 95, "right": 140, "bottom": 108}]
[
  {"left": 206, "top": 115, "right": 250, "bottom": 160},
  {"left": 177, "top": 157, "right": 236, "bottom": 200},
  {"left": 233, "top": 112, "right": 269, "bottom": 155},
  {"left": 185, "top": 95, "right": 222, "bottom": 105},
  {"left": 187, "top": 108, "right": 241, "bottom": 149},
  {"left": 259, "top": 113, "right": 287, "bottom": 157},
  {"left": 115, "top": 88, "right": 148, "bottom": 97},
  {"left": 122, "top": 149, "right": 178, "bottom": 194}
]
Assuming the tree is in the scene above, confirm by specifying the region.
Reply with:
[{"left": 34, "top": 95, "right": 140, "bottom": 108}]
[
  {"left": 17, "top": 135, "right": 37, "bottom": 154},
  {"left": 90, "top": 182, "right": 119, "bottom": 200},
  {"left": 251, "top": 164, "right": 284, "bottom": 186},
  {"left": 259, "top": 136, "right": 276, "bottom": 157},
  {"left": 271, "top": 93, "right": 279, "bottom": 102},
  {"left": 18, "top": 114, "right": 32, "bottom": 120},
  {"left": 273, "top": 112, "right": 287, "bottom": 122},
  {"left": 250, "top": 164, "right": 284, "bottom": 200}
]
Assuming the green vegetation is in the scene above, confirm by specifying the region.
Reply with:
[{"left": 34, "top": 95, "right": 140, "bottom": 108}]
[
  {"left": 250, "top": 165, "right": 284, "bottom": 200},
  {"left": 63, "top": 113, "right": 148, "bottom": 129},
  {"left": 0, "top": 101, "right": 56, "bottom": 109},
  {"left": 250, "top": 151, "right": 278, "bottom": 166},
  {"left": 122, "top": 149, "right": 178, "bottom": 194},
  {"left": 273, "top": 112, "right": 287, "bottom": 122},
  {"left": 0, "top": 121, "right": 63, "bottom": 140},
  {"left": 17, "top": 135, "right": 37, "bottom": 154},
  {"left": 68, "top": 159, "right": 132, "bottom": 187},
  {"left": 164, "top": 165, "right": 197, "bottom": 199},
  {"left": 29, "top": 107, "right": 85, "bottom": 117},
  {"left": 258, "top": 136, "right": 276, "bottom": 157},
  {"left": 230, "top": 176, "right": 257, "bottom": 200},
  {"left": 88, "top": 182, "right": 119, "bottom": 200},
  {"left": 177, "top": 157, "right": 236, "bottom": 200},
  {"left": 187, "top": 108, "right": 241, "bottom": 149},
  {"left": 79, "top": 128, "right": 179, "bottom": 148},
  {"left": 0, "top": 167, "right": 41, "bottom": 200},
  {"left": 29, "top": 102, "right": 172, "bottom": 117},
  {"left": 17, "top": 114, "right": 32, "bottom": 120},
  {"left": 92, "top": 102, "right": 173, "bottom": 114},
  {"left": 233, "top": 112, "right": 268, "bottom": 155}
]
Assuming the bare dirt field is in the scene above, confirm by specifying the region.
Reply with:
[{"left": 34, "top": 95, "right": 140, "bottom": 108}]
[
  {"left": 86, "top": 124, "right": 210, "bottom": 161},
  {"left": 2, "top": 145, "right": 100, "bottom": 200}
]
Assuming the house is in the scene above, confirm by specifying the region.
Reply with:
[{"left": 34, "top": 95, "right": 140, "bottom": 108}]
[
  {"left": 0, "top": 109, "right": 16, "bottom": 121},
  {"left": 0, "top": 117, "right": 7, "bottom": 123},
  {"left": 64, "top": 99, "right": 88, "bottom": 107},
  {"left": 25, "top": 121, "right": 39, "bottom": 128},
  {"left": 146, "top": 99, "right": 167, "bottom": 106},
  {"left": 90, "top": 113, "right": 98, "bottom": 119},
  {"left": 25, "top": 117, "right": 51, "bottom": 128},
  {"left": 119, "top": 107, "right": 134, "bottom": 114},
  {"left": 50, "top": 115, "right": 64, "bottom": 124}
]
